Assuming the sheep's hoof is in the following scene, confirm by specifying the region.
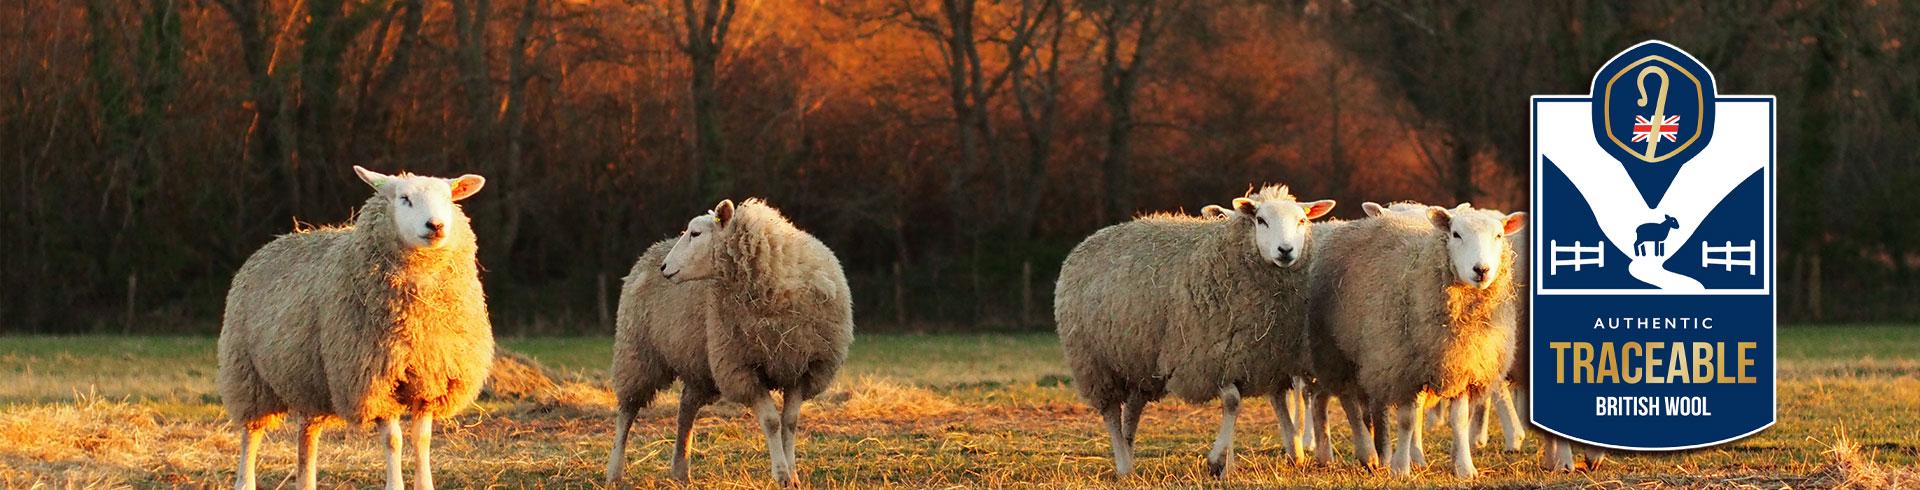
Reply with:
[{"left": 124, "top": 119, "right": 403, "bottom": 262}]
[
  {"left": 1206, "top": 455, "right": 1234, "bottom": 478},
  {"left": 1454, "top": 465, "right": 1478, "bottom": 479},
  {"left": 1389, "top": 459, "right": 1412, "bottom": 477}
]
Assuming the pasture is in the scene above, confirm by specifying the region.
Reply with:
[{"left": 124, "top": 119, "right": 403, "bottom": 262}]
[{"left": 1, "top": 325, "right": 1915, "bottom": 488}]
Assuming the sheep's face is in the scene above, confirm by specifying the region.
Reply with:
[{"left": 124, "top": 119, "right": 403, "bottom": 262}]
[
  {"left": 1431, "top": 207, "right": 1526, "bottom": 289},
  {"left": 1234, "top": 197, "right": 1335, "bottom": 267},
  {"left": 662, "top": 200, "right": 735, "bottom": 283},
  {"left": 354, "top": 166, "right": 485, "bottom": 249}
]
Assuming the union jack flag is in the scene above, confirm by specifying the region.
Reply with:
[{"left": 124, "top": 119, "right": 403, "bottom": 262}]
[{"left": 1632, "top": 115, "right": 1681, "bottom": 143}]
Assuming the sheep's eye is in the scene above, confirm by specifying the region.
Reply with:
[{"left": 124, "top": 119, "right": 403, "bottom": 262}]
[
  {"left": 1452, "top": 231, "right": 1462, "bottom": 239},
  {"left": 1298, "top": 218, "right": 1308, "bottom": 225},
  {"left": 690, "top": 231, "right": 701, "bottom": 238},
  {"left": 1256, "top": 217, "right": 1267, "bottom": 226},
  {"left": 399, "top": 196, "right": 412, "bottom": 207}
]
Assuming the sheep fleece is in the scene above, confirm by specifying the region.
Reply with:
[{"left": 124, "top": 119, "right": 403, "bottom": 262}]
[
  {"left": 1056, "top": 209, "right": 1308, "bottom": 406},
  {"left": 218, "top": 193, "right": 494, "bottom": 429},
  {"left": 610, "top": 239, "right": 715, "bottom": 411},
  {"left": 1308, "top": 213, "right": 1518, "bottom": 406},
  {"left": 614, "top": 200, "right": 853, "bottom": 407}
]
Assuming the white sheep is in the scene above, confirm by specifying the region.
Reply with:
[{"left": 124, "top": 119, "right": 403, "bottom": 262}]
[
  {"left": 219, "top": 166, "right": 493, "bottom": 490},
  {"left": 605, "top": 199, "right": 854, "bottom": 486},
  {"left": 1306, "top": 204, "right": 1525, "bottom": 478},
  {"left": 1055, "top": 185, "right": 1335, "bottom": 477}
]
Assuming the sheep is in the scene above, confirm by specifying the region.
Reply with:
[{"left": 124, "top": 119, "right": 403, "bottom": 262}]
[
  {"left": 605, "top": 199, "right": 854, "bottom": 486},
  {"left": 1208, "top": 202, "right": 1319, "bottom": 455},
  {"left": 1055, "top": 185, "right": 1335, "bottom": 477},
  {"left": 1369, "top": 203, "right": 1525, "bottom": 460},
  {"left": 219, "top": 166, "right": 493, "bottom": 490},
  {"left": 1634, "top": 215, "right": 1680, "bottom": 256},
  {"left": 1305, "top": 204, "right": 1525, "bottom": 478},
  {"left": 1300, "top": 201, "right": 1430, "bottom": 469}
]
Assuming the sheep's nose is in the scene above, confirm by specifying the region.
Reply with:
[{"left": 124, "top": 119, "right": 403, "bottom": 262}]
[
  {"left": 425, "top": 220, "right": 445, "bottom": 233},
  {"left": 1277, "top": 245, "right": 1295, "bottom": 261},
  {"left": 1472, "top": 265, "right": 1490, "bottom": 280},
  {"left": 659, "top": 263, "right": 668, "bottom": 272}
]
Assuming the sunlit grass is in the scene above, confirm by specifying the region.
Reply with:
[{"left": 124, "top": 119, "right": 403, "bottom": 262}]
[{"left": 0, "top": 326, "right": 1915, "bottom": 488}]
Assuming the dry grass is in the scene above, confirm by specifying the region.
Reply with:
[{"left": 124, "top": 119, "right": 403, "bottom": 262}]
[{"left": 0, "top": 328, "right": 1915, "bottom": 489}]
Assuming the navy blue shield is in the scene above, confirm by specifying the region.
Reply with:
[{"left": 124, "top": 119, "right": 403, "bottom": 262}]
[{"left": 1531, "top": 40, "right": 1776, "bottom": 451}]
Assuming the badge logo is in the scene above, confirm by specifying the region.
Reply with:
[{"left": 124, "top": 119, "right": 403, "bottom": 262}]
[{"left": 1530, "top": 40, "right": 1775, "bottom": 450}]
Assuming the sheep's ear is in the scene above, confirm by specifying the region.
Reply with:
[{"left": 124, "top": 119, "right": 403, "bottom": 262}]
[
  {"left": 1362, "top": 202, "right": 1385, "bottom": 217},
  {"left": 1502, "top": 212, "right": 1528, "bottom": 235},
  {"left": 1303, "top": 200, "right": 1336, "bottom": 220},
  {"left": 1427, "top": 206, "right": 1453, "bottom": 229},
  {"left": 1201, "top": 205, "right": 1229, "bottom": 219},
  {"left": 714, "top": 199, "right": 736, "bottom": 227},
  {"left": 1232, "top": 198, "right": 1258, "bottom": 217},
  {"left": 1453, "top": 202, "right": 1474, "bottom": 211},
  {"left": 448, "top": 174, "right": 486, "bottom": 201},
  {"left": 354, "top": 166, "right": 391, "bottom": 193}
]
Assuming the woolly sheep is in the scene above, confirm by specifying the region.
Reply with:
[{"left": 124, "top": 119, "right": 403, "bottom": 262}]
[
  {"left": 1211, "top": 202, "right": 1319, "bottom": 455},
  {"left": 1418, "top": 204, "right": 1604, "bottom": 469},
  {"left": 1055, "top": 185, "right": 1335, "bottom": 477},
  {"left": 1300, "top": 202, "right": 1425, "bottom": 469},
  {"left": 605, "top": 199, "right": 854, "bottom": 486},
  {"left": 219, "top": 166, "right": 493, "bottom": 490},
  {"left": 1325, "top": 202, "right": 1528, "bottom": 468},
  {"left": 1305, "top": 204, "right": 1525, "bottom": 478}
]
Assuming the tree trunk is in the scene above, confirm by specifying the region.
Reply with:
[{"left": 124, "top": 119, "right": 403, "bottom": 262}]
[{"left": 682, "top": 0, "right": 737, "bottom": 203}]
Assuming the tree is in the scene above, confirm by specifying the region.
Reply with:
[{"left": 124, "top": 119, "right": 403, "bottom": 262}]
[{"left": 1084, "top": 0, "right": 1182, "bottom": 223}]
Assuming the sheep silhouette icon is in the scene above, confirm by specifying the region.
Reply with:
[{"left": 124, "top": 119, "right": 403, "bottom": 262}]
[{"left": 1634, "top": 215, "right": 1679, "bottom": 257}]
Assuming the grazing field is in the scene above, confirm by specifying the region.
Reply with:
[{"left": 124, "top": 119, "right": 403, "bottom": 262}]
[{"left": 1, "top": 325, "right": 1915, "bottom": 488}]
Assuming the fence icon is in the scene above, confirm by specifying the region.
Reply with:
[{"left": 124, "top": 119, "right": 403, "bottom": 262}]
[
  {"left": 1701, "top": 240, "right": 1758, "bottom": 275},
  {"left": 1550, "top": 240, "right": 1605, "bottom": 275}
]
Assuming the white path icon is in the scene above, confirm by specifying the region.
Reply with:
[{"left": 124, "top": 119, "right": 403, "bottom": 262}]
[{"left": 1538, "top": 103, "right": 1768, "bottom": 290}]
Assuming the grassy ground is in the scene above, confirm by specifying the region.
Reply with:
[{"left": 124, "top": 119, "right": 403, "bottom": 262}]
[{"left": 0, "top": 325, "right": 1915, "bottom": 488}]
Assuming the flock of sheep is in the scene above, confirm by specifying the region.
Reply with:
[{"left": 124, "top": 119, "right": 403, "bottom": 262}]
[{"left": 214, "top": 167, "right": 1588, "bottom": 489}]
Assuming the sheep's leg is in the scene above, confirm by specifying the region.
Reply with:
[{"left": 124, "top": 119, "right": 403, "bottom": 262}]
[
  {"left": 1206, "top": 384, "right": 1241, "bottom": 478},
  {"left": 297, "top": 418, "right": 322, "bottom": 490},
  {"left": 779, "top": 392, "right": 804, "bottom": 484},
  {"left": 669, "top": 388, "right": 716, "bottom": 482},
  {"left": 1470, "top": 389, "right": 1492, "bottom": 448},
  {"left": 1579, "top": 443, "right": 1607, "bottom": 470},
  {"left": 1270, "top": 390, "right": 1304, "bottom": 465},
  {"left": 1551, "top": 437, "right": 1575, "bottom": 471},
  {"left": 1293, "top": 377, "right": 1316, "bottom": 454},
  {"left": 382, "top": 417, "right": 404, "bottom": 490},
  {"left": 1493, "top": 384, "right": 1524, "bottom": 452},
  {"left": 1310, "top": 391, "right": 1335, "bottom": 465},
  {"left": 749, "top": 394, "right": 793, "bottom": 486},
  {"left": 1543, "top": 436, "right": 1574, "bottom": 470},
  {"left": 605, "top": 404, "right": 637, "bottom": 485},
  {"left": 1389, "top": 393, "right": 1425, "bottom": 477},
  {"left": 233, "top": 426, "right": 262, "bottom": 490},
  {"left": 1449, "top": 395, "right": 1477, "bottom": 478},
  {"left": 1425, "top": 399, "right": 1445, "bottom": 429},
  {"left": 1339, "top": 396, "right": 1377, "bottom": 469},
  {"left": 1368, "top": 401, "right": 1390, "bottom": 467},
  {"left": 1100, "top": 401, "right": 1132, "bottom": 477},
  {"left": 1121, "top": 391, "right": 1148, "bottom": 448},
  {"left": 1411, "top": 399, "right": 1428, "bottom": 468},
  {"left": 413, "top": 414, "right": 434, "bottom": 490}
]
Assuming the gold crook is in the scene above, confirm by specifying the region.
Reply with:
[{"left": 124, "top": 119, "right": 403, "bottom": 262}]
[{"left": 1635, "top": 66, "right": 1671, "bottom": 157}]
